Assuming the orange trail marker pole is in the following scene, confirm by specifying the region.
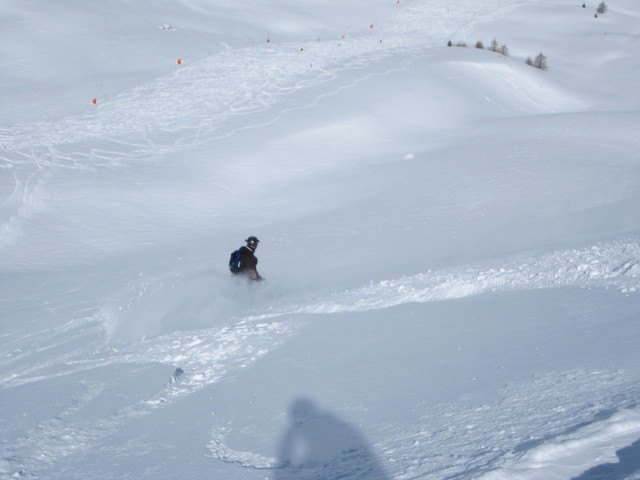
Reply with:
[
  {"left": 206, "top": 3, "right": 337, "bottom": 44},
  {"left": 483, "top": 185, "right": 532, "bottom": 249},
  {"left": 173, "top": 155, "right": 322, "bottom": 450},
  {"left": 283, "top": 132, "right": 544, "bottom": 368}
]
[{"left": 91, "top": 84, "right": 102, "bottom": 105}]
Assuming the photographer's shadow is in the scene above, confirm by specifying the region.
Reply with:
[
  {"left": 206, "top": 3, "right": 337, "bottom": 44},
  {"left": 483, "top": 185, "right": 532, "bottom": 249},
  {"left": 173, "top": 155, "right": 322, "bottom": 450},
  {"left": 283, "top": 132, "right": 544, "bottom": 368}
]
[{"left": 274, "top": 398, "right": 389, "bottom": 480}]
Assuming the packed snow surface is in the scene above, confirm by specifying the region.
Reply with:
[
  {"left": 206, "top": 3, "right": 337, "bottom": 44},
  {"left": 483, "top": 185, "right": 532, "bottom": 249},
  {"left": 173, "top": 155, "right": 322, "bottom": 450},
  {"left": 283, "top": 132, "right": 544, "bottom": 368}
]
[{"left": 1, "top": 0, "right": 640, "bottom": 479}]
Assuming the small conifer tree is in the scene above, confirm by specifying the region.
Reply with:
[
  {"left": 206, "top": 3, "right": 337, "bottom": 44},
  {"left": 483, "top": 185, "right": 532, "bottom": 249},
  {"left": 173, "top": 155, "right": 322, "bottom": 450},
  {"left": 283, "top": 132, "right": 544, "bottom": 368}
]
[{"left": 533, "top": 53, "right": 548, "bottom": 71}]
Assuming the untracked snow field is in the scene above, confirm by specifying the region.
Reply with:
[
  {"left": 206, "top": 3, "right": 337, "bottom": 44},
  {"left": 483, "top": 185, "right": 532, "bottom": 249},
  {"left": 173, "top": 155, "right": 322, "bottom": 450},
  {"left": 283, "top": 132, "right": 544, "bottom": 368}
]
[{"left": 1, "top": 0, "right": 640, "bottom": 479}]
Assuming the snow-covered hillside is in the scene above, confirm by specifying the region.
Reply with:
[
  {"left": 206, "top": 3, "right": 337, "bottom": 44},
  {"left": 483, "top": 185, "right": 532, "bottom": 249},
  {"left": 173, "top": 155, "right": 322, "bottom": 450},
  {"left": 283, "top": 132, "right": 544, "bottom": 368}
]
[{"left": 1, "top": 0, "right": 640, "bottom": 479}]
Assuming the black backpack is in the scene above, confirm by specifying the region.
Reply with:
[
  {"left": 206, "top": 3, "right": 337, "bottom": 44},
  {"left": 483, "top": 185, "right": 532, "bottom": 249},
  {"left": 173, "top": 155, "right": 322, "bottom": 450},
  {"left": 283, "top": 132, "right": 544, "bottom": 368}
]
[{"left": 229, "top": 249, "right": 242, "bottom": 273}]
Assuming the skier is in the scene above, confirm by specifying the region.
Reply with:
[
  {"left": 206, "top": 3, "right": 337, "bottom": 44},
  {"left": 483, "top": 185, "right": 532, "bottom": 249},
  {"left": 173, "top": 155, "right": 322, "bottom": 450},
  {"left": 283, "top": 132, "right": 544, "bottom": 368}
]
[{"left": 230, "top": 236, "right": 263, "bottom": 281}]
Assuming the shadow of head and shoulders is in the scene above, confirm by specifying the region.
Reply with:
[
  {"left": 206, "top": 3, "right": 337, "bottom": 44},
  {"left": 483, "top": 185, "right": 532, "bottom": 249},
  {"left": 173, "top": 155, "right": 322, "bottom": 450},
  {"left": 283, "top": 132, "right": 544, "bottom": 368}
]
[{"left": 274, "top": 398, "right": 389, "bottom": 480}]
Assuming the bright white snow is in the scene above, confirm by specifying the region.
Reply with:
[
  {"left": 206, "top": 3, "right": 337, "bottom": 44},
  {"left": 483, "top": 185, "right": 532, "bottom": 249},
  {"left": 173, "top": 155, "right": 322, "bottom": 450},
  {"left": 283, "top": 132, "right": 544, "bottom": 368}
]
[{"left": 1, "top": 0, "right": 640, "bottom": 479}]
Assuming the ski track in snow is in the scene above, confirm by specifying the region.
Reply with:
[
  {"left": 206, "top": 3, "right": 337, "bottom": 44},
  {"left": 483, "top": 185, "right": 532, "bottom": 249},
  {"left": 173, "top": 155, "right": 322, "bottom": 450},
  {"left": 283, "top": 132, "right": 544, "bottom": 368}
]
[
  {"left": 2, "top": 237, "right": 639, "bottom": 478},
  {"left": 250, "top": 238, "right": 640, "bottom": 320},
  {"left": 0, "top": 0, "right": 533, "bottom": 242},
  {"left": 3, "top": 238, "right": 638, "bottom": 391},
  {"left": 0, "top": 318, "right": 294, "bottom": 479}
]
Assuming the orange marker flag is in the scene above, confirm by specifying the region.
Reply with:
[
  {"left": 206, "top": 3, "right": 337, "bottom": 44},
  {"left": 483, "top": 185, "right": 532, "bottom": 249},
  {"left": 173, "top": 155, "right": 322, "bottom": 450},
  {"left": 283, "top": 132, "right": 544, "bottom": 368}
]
[
  {"left": 369, "top": 24, "right": 374, "bottom": 30},
  {"left": 176, "top": 58, "right": 182, "bottom": 65},
  {"left": 91, "top": 98, "right": 97, "bottom": 105}
]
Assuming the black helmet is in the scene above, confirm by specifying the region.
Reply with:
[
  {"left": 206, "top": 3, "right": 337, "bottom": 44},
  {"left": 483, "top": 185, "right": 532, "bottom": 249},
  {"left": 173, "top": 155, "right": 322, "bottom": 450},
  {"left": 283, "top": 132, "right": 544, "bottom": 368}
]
[{"left": 246, "top": 236, "right": 260, "bottom": 247}]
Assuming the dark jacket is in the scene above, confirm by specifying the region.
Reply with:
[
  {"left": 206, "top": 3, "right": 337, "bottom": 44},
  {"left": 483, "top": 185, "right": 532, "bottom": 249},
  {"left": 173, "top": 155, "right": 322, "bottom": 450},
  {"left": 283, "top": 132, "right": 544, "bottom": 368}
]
[{"left": 239, "top": 246, "right": 261, "bottom": 280}]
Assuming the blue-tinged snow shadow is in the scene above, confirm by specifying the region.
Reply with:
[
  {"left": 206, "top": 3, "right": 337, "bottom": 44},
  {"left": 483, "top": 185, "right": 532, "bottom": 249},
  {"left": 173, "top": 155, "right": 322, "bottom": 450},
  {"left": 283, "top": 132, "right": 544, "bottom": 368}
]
[
  {"left": 513, "top": 408, "right": 618, "bottom": 454},
  {"left": 273, "top": 398, "right": 389, "bottom": 480},
  {"left": 571, "top": 438, "right": 640, "bottom": 480}
]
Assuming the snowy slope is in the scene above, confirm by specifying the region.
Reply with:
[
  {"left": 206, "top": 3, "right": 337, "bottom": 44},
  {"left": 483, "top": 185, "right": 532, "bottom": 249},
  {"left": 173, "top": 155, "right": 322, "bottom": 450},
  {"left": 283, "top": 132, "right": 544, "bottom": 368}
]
[{"left": 1, "top": 0, "right": 640, "bottom": 479}]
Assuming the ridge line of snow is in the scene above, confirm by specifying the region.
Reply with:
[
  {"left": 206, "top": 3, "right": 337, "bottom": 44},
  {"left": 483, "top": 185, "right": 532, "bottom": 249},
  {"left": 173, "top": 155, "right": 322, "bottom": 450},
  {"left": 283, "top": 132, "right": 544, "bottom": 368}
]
[{"left": 249, "top": 238, "right": 640, "bottom": 320}]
